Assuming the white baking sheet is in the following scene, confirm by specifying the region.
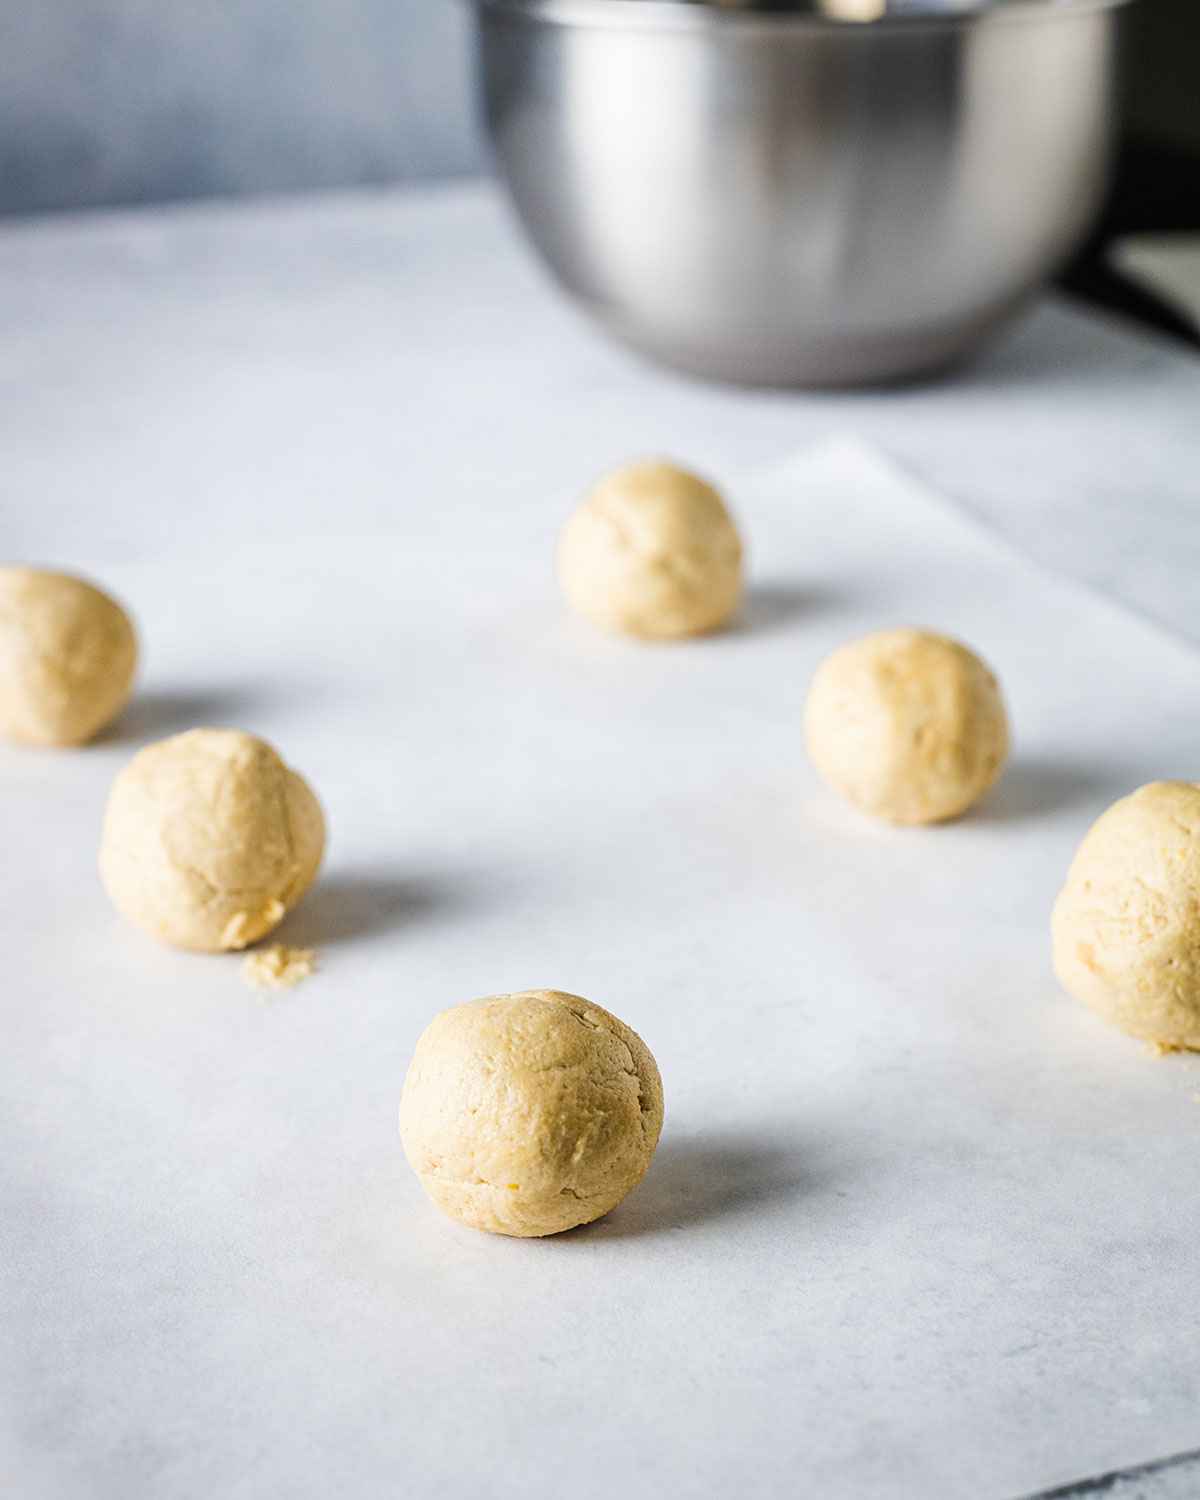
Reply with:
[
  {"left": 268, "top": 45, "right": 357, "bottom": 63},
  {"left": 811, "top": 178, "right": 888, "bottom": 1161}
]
[{"left": 3, "top": 436, "right": 1199, "bottom": 1500}]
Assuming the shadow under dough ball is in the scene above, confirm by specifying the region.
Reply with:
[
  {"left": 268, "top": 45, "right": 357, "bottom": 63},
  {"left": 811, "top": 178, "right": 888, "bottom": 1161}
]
[
  {"left": 99, "top": 728, "right": 325, "bottom": 952},
  {"left": 0, "top": 567, "right": 137, "bottom": 745},
  {"left": 557, "top": 459, "right": 744, "bottom": 640},
  {"left": 400, "top": 990, "right": 664, "bottom": 1237},
  {"left": 1053, "top": 781, "right": 1200, "bottom": 1050},
  {"left": 805, "top": 627, "right": 1009, "bottom": 825}
]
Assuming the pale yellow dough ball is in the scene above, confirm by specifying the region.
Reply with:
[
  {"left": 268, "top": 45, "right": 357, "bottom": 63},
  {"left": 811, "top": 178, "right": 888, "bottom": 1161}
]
[
  {"left": 99, "top": 728, "right": 325, "bottom": 952},
  {"left": 400, "top": 989, "right": 664, "bottom": 1237},
  {"left": 0, "top": 567, "right": 137, "bottom": 746},
  {"left": 557, "top": 459, "right": 743, "bottom": 639},
  {"left": 805, "top": 627, "right": 1009, "bottom": 825},
  {"left": 1053, "top": 782, "right": 1200, "bottom": 1049}
]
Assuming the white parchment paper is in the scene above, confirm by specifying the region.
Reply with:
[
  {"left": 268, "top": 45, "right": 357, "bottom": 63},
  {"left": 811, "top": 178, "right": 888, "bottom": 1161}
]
[{"left": 3, "top": 437, "right": 1199, "bottom": 1500}]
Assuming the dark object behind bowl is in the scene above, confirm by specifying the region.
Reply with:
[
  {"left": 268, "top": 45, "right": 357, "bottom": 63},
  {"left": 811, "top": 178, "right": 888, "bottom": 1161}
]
[{"left": 1056, "top": 0, "right": 1200, "bottom": 350}]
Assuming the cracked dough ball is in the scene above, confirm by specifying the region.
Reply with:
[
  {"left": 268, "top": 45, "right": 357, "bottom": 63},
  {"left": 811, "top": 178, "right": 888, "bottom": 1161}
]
[
  {"left": 99, "top": 728, "right": 325, "bottom": 952},
  {"left": 558, "top": 459, "right": 743, "bottom": 639},
  {"left": 0, "top": 567, "right": 137, "bottom": 746},
  {"left": 400, "top": 989, "right": 664, "bottom": 1237},
  {"left": 1053, "top": 782, "right": 1200, "bottom": 1049},
  {"left": 805, "top": 627, "right": 1008, "bottom": 825}
]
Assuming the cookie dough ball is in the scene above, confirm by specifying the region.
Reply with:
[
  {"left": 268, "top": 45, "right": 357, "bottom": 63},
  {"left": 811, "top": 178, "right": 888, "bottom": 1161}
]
[
  {"left": 99, "top": 728, "right": 325, "bottom": 952},
  {"left": 558, "top": 460, "right": 743, "bottom": 639},
  {"left": 805, "top": 627, "right": 1008, "bottom": 825},
  {"left": 0, "top": 567, "right": 137, "bottom": 746},
  {"left": 400, "top": 989, "right": 664, "bottom": 1237},
  {"left": 1053, "top": 782, "right": 1200, "bottom": 1049}
]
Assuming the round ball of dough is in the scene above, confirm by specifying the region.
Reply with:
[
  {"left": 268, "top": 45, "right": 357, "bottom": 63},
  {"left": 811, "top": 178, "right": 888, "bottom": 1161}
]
[
  {"left": 558, "top": 459, "right": 743, "bottom": 639},
  {"left": 0, "top": 567, "right": 137, "bottom": 746},
  {"left": 1052, "top": 782, "right": 1200, "bottom": 1049},
  {"left": 804, "top": 627, "right": 1009, "bottom": 825},
  {"left": 399, "top": 989, "right": 664, "bottom": 1237},
  {"left": 99, "top": 728, "right": 325, "bottom": 952}
]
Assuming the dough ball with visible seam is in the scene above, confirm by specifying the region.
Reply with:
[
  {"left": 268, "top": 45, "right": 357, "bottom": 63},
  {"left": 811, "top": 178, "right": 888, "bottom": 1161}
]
[
  {"left": 557, "top": 459, "right": 743, "bottom": 639},
  {"left": 804, "top": 627, "right": 1009, "bottom": 825},
  {"left": 0, "top": 567, "right": 137, "bottom": 746},
  {"left": 1053, "top": 781, "right": 1200, "bottom": 1049},
  {"left": 399, "top": 989, "right": 664, "bottom": 1237},
  {"left": 99, "top": 728, "right": 325, "bottom": 952}
]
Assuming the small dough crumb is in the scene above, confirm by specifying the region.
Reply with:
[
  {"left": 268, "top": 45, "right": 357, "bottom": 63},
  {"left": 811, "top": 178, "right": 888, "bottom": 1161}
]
[{"left": 242, "top": 944, "right": 318, "bottom": 992}]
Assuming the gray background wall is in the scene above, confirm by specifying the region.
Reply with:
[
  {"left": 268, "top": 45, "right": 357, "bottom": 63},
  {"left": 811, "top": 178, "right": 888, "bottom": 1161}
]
[
  {"left": 0, "top": 0, "right": 1195, "bottom": 219},
  {"left": 0, "top": 2, "right": 482, "bottom": 217}
]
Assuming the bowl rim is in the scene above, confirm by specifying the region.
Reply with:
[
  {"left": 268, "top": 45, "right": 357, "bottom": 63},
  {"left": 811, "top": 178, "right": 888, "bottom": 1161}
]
[{"left": 475, "top": 0, "right": 1129, "bottom": 30}]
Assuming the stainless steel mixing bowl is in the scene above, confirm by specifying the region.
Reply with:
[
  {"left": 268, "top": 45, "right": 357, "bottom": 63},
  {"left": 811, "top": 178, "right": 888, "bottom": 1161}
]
[{"left": 476, "top": 0, "right": 1129, "bottom": 385}]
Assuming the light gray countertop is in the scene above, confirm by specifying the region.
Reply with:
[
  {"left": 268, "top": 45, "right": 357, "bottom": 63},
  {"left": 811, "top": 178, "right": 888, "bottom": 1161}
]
[
  {"left": 2, "top": 182, "right": 1200, "bottom": 1500},
  {"left": 3, "top": 182, "right": 1200, "bottom": 642}
]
